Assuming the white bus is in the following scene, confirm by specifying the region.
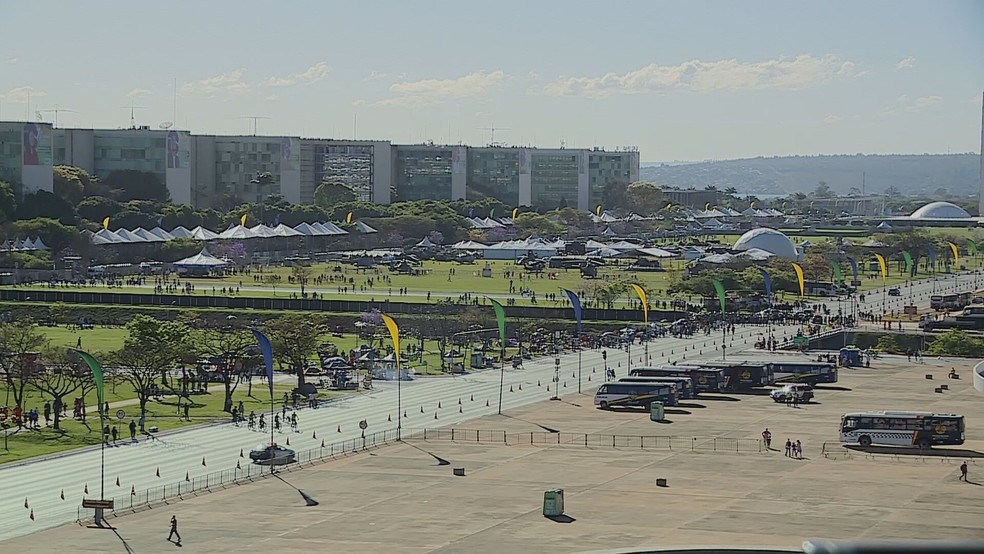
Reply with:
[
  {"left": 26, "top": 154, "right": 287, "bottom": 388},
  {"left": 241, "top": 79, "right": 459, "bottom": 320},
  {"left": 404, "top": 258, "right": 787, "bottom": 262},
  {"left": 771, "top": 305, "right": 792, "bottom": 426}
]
[
  {"left": 594, "top": 382, "right": 678, "bottom": 410},
  {"left": 839, "top": 411, "right": 965, "bottom": 449}
]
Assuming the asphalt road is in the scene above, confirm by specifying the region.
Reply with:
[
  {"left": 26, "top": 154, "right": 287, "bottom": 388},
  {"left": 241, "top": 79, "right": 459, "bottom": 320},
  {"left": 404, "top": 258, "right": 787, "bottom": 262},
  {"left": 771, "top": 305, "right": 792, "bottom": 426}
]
[{"left": 0, "top": 269, "right": 977, "bottom": 543}]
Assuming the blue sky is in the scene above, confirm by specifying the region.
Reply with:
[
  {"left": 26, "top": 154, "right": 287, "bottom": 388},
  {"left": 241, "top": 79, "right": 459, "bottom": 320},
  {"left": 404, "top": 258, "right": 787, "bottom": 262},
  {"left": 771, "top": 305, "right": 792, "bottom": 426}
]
[{"left": 1, "top": 0, "right": 981, "bottom": 161}]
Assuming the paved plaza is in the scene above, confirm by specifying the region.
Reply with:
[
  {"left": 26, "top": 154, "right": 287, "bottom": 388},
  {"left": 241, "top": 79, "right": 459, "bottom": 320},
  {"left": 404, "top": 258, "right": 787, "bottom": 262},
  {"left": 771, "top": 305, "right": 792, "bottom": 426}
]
[{"left": 3, "top": 353, "right": 983, "bottom": 553}]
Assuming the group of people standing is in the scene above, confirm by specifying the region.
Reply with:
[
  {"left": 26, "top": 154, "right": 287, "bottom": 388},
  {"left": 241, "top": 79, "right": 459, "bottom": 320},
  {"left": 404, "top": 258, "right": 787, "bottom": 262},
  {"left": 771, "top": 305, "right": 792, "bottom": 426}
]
[{"left": 761, "top": 429, "right": 803, "bottom": 459}]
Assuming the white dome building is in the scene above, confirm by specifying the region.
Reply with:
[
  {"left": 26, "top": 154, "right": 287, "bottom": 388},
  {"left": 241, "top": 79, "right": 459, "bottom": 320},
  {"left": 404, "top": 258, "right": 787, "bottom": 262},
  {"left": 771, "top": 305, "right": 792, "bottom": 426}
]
[
  {"left": 732, "top": 228, "right": 798, "bottom": 259},
  {"left": 909, "top": 201, "right": 971, "bottom": 220}
]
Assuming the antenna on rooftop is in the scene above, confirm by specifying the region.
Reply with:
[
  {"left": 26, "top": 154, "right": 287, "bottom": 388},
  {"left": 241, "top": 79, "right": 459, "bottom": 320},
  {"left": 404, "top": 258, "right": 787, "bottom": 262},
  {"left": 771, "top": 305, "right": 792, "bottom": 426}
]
[
  {"left": 121, "top": 103, "right": 147, "bottom": 129},
  {"left": 39, "top": 106, "right": 78, "bottom": 127},
  {"left": 159, "top": 121, "right": 174, "bottom": 130},
  {"left": 480, "top": 123, "right": 511, "bottom": 146},
  {"left": 239, "top": 115, "right": 270, "bottom": 136}
]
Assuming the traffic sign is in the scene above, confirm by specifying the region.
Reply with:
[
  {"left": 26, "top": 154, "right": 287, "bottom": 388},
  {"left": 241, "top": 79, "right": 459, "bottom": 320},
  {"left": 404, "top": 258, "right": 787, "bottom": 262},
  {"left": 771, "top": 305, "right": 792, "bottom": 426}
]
[
  {"left": 116, "top": 409, "right": 125, "bottom": 420},
  {"left": 358, "top": 419, "right": 367, "bottom": 430}
]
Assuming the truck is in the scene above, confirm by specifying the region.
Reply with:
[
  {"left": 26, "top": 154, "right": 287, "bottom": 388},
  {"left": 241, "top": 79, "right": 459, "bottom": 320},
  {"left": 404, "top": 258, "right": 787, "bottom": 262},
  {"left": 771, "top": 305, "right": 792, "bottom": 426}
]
[{"left": 919, "top": 306, "right": 984, "bottom": 331}]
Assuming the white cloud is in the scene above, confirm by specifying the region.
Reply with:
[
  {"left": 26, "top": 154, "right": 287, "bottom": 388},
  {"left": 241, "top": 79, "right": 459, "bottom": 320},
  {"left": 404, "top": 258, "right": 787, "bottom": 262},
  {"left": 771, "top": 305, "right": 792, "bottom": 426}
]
[
  {"left": 6, "top": 58, "right": 18, "bottom": 64},
  {"left": 895, "top": 57, "right": 915, "bottom": 70},
  {"left": 263, "top": 62, "right": 330, "bottom": 87},
  {"left": 264, "top": 94, "right": 279, "bottom": 101},
  {"left": 179, "top": 69, "right": 249, "bottom": 96},
  {"left": 824, "top": 115, "right": 842, "bottom": 125},
  {"left": 542, "top": 55, "right": 860, "bottom": 98},
  {"left": 374, "top": 70, "right": 507, "bottom": 107},
  {"left": 352, "top": 99, "right": 366, "bottom": 107},
  {"left": 912, "top": 95, "right": 942, "bottom": 109},
  {"left": 364, "top": 70, "right": 388, "bottom": 82},
  {"left": 126, "top": 88, "right": 152, "bottom": 98},
  {"left": 1, "top": 85, "right": 46, "bottom": 103}
]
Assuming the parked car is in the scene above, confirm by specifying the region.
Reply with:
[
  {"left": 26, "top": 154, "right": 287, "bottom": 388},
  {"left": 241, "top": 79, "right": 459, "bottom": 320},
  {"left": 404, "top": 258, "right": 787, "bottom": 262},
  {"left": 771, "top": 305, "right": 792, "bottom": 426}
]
[
  {"left": 249, "top": 443, "right": 296, "bottom": 465},
  {"left": 770, "top": 383, "right": 814, "bottom": 403},
  {"left": 888, "top": 287, "right": 901, "bottom": 296}
]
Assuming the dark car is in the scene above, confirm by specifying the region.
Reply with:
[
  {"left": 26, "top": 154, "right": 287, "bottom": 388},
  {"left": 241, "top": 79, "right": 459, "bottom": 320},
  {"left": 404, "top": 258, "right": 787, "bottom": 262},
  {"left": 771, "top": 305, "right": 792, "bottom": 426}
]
[
  {"left": 249, "top": 443, "right": 296, "bottom": 465},
  {"left": 888, "top": 287, "right": 901, "bottom": 296}
]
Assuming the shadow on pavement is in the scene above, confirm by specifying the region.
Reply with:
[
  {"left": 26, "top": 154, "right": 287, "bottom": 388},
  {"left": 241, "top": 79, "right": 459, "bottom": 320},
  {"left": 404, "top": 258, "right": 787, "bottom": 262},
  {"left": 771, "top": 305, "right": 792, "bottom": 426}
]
[{"left": 845, "top": 445, "right": 984, "bottom": 458}]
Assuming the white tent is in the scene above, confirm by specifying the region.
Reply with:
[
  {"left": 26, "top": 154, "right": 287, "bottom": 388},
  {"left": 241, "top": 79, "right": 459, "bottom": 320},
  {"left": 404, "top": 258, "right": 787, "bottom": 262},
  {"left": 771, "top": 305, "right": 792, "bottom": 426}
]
[
  {"left": 173, "top": 247, "right": 230, "bottom": 269},
  {"left": 169, "top": 226, "right": 194, "bottom": 239},
  {"left": 601, "top": 226, "right": 617, "bottom": 237},
  {"left": 149, "top": 227, "right": 175, "bottom": 241},
  {"left": 319, "top": 222, "right": 348, "bottom": 235},
  {"left": 587, "top": 247, "right": 623, "bottom": 258},
  {"left": 608, "top": 240, "right": 642, "bottom": 252},
  {"left": 219, "top": 224, "right": 254, "bottom": 240},
  {"left": 132, "top": 227, "right": 165, "bottom": 242},
  {"left": 585, "top": 239, "right": 608, "bottom": 250},
  {"left": 355, "top": 221, "right": 378, "bottom": 234},
  {"left": 32, "top": 237, "right": 49, "bottom": 250},
  {"left": 93, "top": 229, "right": 127, "bottom": 244},
  {"left": 292, "top": 222, "right": 319, "bottom": 236},
  {"left": 416, "top": 237, "right": 436, "bottom": 248},
  {"left": 248, "top": 224, "right": 277, "bottom": 238},
  {"left": 636, "top": 247, "right": 674, "bottom": 258},
  {"left": 113, "top": 229, "right": 148, "bottom": 243},
  {"left": 189, "top": 226, "right": 221, "bottom": 241},
  {"left": 451, "top": 240, "right": 488, "bottom": 250},
  {"left": 271, "top": 223, "right": 303, "bottom": 237}
]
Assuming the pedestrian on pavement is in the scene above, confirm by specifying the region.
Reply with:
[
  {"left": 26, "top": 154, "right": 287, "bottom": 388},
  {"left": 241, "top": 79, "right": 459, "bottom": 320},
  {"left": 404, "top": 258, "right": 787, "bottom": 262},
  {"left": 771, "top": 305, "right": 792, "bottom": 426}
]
[
  {"left": 274, "top": 414, "right": 281, "bottom": 432},
  {"left": 43, "top": 401, "right": 51, "bottom": 426},
  {"left": 238, "top": 400, "right": 244, "bottom": 416},
  {"left": 111, "top": 425, "right": 118, "bottom": 443},
  {"left": 290, "top": 412, "right": 298, "bottom": 431},
  {"left": 785, "top": 439, "right": 792, "bottom": 457},
  {"left": 959, "top": 461, "right": 968, "bottom": 481},
  {"left": 128, "top": 419, "right": 136, "bottom": 440},
  {"left": 761, "top": 428, "right": 772, "bottom": 449},
  {"left": 76, "top": 336, "right": 82, "bottom": 349},
  {"left": 795, "top": 440, "right": 803, "bottom": 459},
  {"left": 167, "top": 515, "right": 181, "bottom": 544},
  {"left": 792, "top": 393, "right": 799, "bottom": 408},
  {"left": 183, "top": 404, "right": 190, "bottom": 421}
]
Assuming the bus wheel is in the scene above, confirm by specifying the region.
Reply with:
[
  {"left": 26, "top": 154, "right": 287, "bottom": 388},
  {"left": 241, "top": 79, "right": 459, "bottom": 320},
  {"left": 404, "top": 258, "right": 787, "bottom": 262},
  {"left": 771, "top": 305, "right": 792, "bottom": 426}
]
[
  {"left": 917, "top": 438, "right": 931, "bottom": 450},
  {"left": 600, "top": 401, "right": 609, "bottom": 410},
  {"left": 858, "top": 435, "right": 872, "bottom": 447}
]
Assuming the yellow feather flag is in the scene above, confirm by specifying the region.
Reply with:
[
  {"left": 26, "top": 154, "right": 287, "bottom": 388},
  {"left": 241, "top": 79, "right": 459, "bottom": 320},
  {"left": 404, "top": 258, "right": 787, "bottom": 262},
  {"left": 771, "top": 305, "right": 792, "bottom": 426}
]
[
  {"left": 629, "top": 283, "right": 649, "bottom": 324},
  {"left": 750, "top": 201, "right": 757, "bottom": 209},
  {"left": 947, "top": 241, "right": 959, "bottom": 267},
  {"left": 102, "top": 217, "right": 110, "bottom": 230},
  {"left": 791, "top": 262, "right": 805, "bottom": 297},
  {"left": 380, "top": 313, "right": 400, "bottom": 369},
  {"left": 874, "top": 253, "right": 887, "bottom": 284},
  {"left": 665, "top": 202, "right": 673, "bottom": 211},
  {"left": 705, "top": 202, "right": 711, "bottom": 211},
  {"left": 512, "top": 207, "right": 519, "bottom": 219},
  {"left": 346, "top": 211, "right": 354, "bottom": 224},
  {"left": 595, "top": 204, "right": 603, "bottom": 216},
  {"left": 240, "top": 213, "right": 247, "bottom": 227}
]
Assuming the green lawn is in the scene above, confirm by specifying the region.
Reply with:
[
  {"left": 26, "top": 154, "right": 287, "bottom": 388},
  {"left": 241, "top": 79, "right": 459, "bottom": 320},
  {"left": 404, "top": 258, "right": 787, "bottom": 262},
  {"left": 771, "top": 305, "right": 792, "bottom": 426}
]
[
  {"left": 40, "top": 325, "right": 129, "bottom": 354},
  {"left": 0, "top": 383, "right": 342, "bottom": 465}
]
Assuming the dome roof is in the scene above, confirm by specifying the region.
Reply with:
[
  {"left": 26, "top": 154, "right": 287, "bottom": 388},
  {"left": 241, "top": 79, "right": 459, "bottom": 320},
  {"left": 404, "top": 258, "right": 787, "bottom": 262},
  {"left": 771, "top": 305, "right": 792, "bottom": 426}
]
[
  {"left": 910, "top": 201, "right": 971, "bottom": 219},
  {"left": 733, "top": 228, "right": 798, "bottom": 259}
]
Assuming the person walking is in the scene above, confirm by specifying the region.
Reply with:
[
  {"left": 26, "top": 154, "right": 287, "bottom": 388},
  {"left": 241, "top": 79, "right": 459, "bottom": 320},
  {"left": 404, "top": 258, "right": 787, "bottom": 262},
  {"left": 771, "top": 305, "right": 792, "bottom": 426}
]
[
  {"left": 43, "top": 401, "right": 51, "bottom": 426},
  {"left": 785, "top": 438, "right": 792, "bottom": 457},
  {"left": 167, "top": 515, "right": 181, "bottom": 544},
  {"left": 128, "top": 419, "right": 136, "bottom": 440},
  {"left": 761, "top": 428, "right": 772, "bottom": 449},
  {"left": 111, "top": 425, "right": 118, "bottom": 443},
  {"left": 959, "top": 461, "right": 968, "bottom": 481},
  {"left": 795, "top": 440, "right": 803, "bottom": 459}
]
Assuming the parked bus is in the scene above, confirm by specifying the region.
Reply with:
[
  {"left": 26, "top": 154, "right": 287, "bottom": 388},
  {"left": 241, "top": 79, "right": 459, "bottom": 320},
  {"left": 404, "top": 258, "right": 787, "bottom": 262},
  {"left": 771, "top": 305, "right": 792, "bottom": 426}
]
[
  {"left": 594, "top": 382, "right": 678, "bottom": 410},
  {"left": 839, "top": 411, "right": 965, "bottom": 449},
  {"left": 767, "top": 361, "right": 837, "bottom": 385},
  {"left": 628, "top": 366, "right": 726, "bottom": 393},
  {"left": 617, "top": 376, "right": 695, "bottom": 399},
  {"left": 930, "top": 292, "right": 972, "bottom": 311},
  {"left": 697, "top": 361, "right": 775, "bottom": 390}
]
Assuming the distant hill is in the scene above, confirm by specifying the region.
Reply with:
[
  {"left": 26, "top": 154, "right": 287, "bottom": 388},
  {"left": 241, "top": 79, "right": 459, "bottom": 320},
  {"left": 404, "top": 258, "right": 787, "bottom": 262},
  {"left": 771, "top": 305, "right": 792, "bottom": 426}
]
[{"left": 639, "top": 154, "right": 980, "bottom": 197}]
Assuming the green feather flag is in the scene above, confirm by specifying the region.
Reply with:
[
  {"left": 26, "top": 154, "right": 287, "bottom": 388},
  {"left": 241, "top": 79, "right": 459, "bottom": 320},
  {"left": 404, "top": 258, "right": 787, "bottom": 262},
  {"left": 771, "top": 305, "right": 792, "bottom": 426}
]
[
  {"left": 489, "top": 298, "right": 506, "bottom": 355},
  {"left": 831, "top": 260, "right": 843, "bottom": 286},
  {"left": 902, "top": 251, "right": 914, "bottom": 277},
  {"left": 711, "top": 279, "right": 726, "bottom": 315},
  {"left": 77, "top": 351, "right": 105, "bottom": 426},
  {"left": 969, "top": 239, "right": 978, "bottom": 256}
]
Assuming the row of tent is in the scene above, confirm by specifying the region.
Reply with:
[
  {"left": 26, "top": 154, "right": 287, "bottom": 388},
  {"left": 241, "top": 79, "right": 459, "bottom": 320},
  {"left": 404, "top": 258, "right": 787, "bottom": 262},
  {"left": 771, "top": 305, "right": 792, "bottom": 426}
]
[
  {"left": 87, "top": 221, "right": 379, "bottom": 245},
  {"left": 1, "top": 237, "right": 50, "bottom": 251},
  {"left": 449, "top": 237, "right": 675, "bottom": 259},
  {"left": 590, "top": 207, "right": 785, "bottom": 224}
]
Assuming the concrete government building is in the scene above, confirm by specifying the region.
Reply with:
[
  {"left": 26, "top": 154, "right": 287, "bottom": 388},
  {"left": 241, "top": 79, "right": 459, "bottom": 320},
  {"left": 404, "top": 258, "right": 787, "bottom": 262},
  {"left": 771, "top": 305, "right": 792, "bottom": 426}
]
[{"left": 0, "top": 121, "right": 639, "bottom": 210}]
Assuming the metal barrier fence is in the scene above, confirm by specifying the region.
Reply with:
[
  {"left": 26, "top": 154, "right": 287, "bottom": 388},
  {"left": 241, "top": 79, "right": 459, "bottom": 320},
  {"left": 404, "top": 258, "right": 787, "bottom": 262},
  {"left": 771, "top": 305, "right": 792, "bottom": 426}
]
[
  {"left": 84, "top": 428, "right": 403, "bottom": 521},
  {"left": 402, "top": 427, "right": 763, "bottom": 453},
  {"left": 79, "top": 427, "right": 761, "bottom": 523}
]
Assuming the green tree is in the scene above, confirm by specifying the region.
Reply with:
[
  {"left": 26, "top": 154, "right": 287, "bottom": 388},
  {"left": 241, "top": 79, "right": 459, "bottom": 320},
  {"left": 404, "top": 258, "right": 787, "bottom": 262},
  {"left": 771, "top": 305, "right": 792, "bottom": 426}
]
[
  {"left": 14, "top": 191, "right": 77, "bottom": 224},
  {"left": 313, "top": 182, "right": 356, "bottom": 210},
  {"left": 190, "top": 327, "right": 257, "bottom": 412},
  {"left": 812, "top": 181, "right": 834, "bottom": 198},
  {"left": 0, "top": 180, "right": 17, "bottom": 222},
  {"left": 9, "top": 218, "right": 80, "bottom": 253},
  {"left": 115, "top": 315, "right": 191, "bottom": 430},
  {"left": 52, "top": 166, "right": 86, "bottom": 205},
  {"left": 264, "top": 313, "right": 320, "bottom": 387},
  {"left": 601, "top": 181, "right": 629, "bottom": 211},
  {"left": 77, "top": 196, "right": 123, "bottom": 225},
  {"left": 512, "top": 212, "right": 565, "bottom": 236},
  {"left": 626, "top": 181, "right": 664, "bottom": 215},
  {"left": 31, "top": 347, "right": 86, "bottom": 430},
  {"left": 926, "top": 330, "right": 984, "bottom": 357},
  {"left": 104, "top": 170, "right": 170, "bottom": 202},
  {"left": 0, "top": 321, "right": 49, "bottom": 427}
]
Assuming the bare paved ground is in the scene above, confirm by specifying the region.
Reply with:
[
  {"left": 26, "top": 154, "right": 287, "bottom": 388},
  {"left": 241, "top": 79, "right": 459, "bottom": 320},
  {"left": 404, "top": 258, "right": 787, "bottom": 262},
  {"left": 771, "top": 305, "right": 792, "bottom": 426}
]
[{"left": 3, "top": 354, "right": 984, "bottom": 553}]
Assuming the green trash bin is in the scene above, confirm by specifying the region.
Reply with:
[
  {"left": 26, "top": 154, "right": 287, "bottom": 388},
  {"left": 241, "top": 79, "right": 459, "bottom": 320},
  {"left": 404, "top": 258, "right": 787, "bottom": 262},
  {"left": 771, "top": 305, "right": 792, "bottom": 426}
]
[
  {"left": 543, "top": 488, "right": 565, "bottom": 517},
  {"left": 650, "top": 401, "right": 664, "bottom": 422}
]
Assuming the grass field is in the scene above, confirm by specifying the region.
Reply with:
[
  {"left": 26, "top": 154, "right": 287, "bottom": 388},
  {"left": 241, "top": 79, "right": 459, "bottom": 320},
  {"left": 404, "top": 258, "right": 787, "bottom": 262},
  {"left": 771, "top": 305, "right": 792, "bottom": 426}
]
[{"left": 0, "top": 383, "right": 342, "bottom": 465}]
